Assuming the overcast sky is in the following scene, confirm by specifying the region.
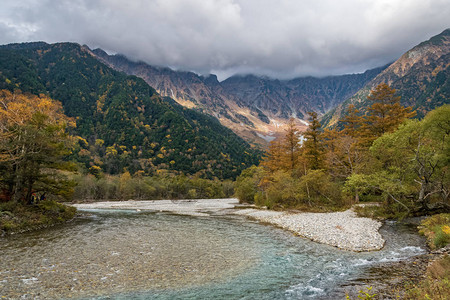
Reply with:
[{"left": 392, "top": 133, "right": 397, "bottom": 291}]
[{"left": 0, "top": 0, "right": 448, "bottom": 80}]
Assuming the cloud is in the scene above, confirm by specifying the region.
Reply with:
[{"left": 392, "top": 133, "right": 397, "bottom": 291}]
[{"left": 0, "top": 0, "right": 448, "bottom": 79}]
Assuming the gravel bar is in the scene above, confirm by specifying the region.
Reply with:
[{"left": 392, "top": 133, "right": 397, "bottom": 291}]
[{"left": 233, "top": 208, "right": 385, "bottom": 252}]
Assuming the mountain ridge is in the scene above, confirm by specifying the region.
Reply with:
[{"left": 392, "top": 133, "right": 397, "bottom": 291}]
[
  {"left": 322, "top": 28, "right": 450, "bottom": 127},
  {"left": 93, "top": 49, "right": 386, "bottom": 144}
]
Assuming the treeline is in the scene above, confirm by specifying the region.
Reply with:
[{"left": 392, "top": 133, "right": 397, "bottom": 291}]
[
  {"left": 0, "top": 89, "right": 235, "bottom": 204},
  {"left": 236, "top": 83, "right": 449, "bottom": 216},
  {"left": 72, "top": 172, "right": 234, "bottom": 201}
]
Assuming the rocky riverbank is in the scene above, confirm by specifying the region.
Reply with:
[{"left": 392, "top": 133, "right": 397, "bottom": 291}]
[
  {"left": 0, "top": 200, "right": 77, "bottom": 236},
  {"left": 73, "top": 199, "right": 385, "bottom": 252}
]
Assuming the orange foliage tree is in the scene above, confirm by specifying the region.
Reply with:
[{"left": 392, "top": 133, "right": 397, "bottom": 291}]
[{"left": 360, "top": 83, "right": 416, "bottom": 146}]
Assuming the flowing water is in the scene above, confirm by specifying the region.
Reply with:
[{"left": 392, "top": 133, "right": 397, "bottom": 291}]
[{"left": 0, "top": 210, "right": 426, "bottom": 299}]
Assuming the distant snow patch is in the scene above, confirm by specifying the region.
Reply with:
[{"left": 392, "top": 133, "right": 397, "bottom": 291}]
[{"left": 256, "top": 132, "right": 276, "bottom": 142}]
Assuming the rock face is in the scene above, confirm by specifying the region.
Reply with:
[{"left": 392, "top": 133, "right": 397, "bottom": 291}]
[
  {"left": 323, "top": 29, "right": 450, "bottom": 127},
  {"left": 93, "top": 49, "right": 384, "bottom": 145}
]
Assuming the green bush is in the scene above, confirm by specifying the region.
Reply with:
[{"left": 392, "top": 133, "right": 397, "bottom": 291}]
[
  {"left": 346, "top": 286, "right": 377, "bottom": 300},
  {"left": 234, "top": 166, "right": 264, "bottom": 204},
  {"left": 254, "top": 191, "right": 276, "bottom": 209},
  {"left": 433, "top": 225, "right": 450, "bottom": 249},
  {"left": 235, "top": 177, "right": 258, "bottom": 203}
]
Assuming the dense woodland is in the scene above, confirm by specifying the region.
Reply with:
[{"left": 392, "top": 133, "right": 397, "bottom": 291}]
[
  {"left": 236, "top": 83, "right": 449, "bottom": 217},
  {"left": 0, "top": 43, "right": 260, "bottom": 181}
]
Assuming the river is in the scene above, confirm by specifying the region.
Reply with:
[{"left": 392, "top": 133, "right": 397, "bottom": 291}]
[{"left": 0, "top": 209, "right": 426, "bottom": 299}]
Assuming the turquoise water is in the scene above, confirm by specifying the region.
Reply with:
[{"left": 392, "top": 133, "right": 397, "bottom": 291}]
[{"left": 0, "top": 210, "right": 425, "bottom": 299}]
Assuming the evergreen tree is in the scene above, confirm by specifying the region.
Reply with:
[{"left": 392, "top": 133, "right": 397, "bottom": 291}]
[{"left": 303, "top": 112, "right": 324, "bottom": 170}]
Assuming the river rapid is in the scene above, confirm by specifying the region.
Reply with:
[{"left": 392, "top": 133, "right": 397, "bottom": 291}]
[{"left": 0, "top": 209, "right": 426, "bottom": 299}]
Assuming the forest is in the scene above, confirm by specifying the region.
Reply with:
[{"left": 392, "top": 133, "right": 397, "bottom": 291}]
[{"left": 0, "top": 43, "right": 261, "bottom": 180}]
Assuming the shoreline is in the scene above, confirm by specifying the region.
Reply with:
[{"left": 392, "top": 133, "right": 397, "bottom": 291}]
[{"left": 73, "top": 198, "right": 385, "bottom": 252}]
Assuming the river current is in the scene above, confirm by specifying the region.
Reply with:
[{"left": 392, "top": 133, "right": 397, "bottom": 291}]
[{"left": 0, "top": 209, "right": 426, "bottom": 299}]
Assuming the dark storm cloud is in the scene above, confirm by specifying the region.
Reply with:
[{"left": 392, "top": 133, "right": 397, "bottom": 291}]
[{"left": 0, "top": 0, "right": 448, "bottom": 80}]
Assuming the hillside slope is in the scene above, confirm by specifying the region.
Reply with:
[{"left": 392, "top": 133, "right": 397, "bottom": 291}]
[{"left": 0, "top": 42, "right": 260, "bottom": 179}]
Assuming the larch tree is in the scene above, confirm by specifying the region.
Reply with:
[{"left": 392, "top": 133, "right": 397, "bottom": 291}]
[
  {"left": 340, "top": 104, "right": 363, "bottom": 138},
  {"left": 281, "top": 118, "right": 302, "bottom": 172},
  {"left": 261, "top": 138, "right": 283, "bottom": 173},
  {"left": 262, "top": 118, "right": 302, "bottom": 173},
  {"left": 361, "top": 83, "right": 416, "bottom": 146}
]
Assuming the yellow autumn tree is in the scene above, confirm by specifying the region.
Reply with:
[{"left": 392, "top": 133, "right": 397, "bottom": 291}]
[{"left": 0, "top": 90, "right": 75, "bottom": 203}]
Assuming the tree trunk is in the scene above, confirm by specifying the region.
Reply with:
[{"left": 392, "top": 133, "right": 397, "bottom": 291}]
[{"left": 355, "top": 190, "right": 359, "bottom": 203}]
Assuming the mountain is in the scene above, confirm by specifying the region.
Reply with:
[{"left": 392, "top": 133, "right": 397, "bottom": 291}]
[
  {"left": 323, "top": 29, "right": 450, "bottom": 127},
  {"left": 0, "top": 42, "right": 260, "bottom": 179},
  {"left": 93, "top": 49, "right": 386, "bottom": 144}
]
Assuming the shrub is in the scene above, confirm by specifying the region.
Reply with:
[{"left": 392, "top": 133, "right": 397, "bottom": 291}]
[
  {"left": 433, "top": 226, "right": 450, "bottom": 249},
  {"left": 234, "top": 166, "right": 264, "bottom": 204},
  {"left": 235, "top": 177, "right": 258, "bottom": 203},
  {"left": 419, "top": 214, "right": 450, "bottom": 250},
  {"left": 254, "top": 191, "right": 276, "bottom": 209},
  {"left": 346, "top": 286, "right": 377, "bottom": 299}
]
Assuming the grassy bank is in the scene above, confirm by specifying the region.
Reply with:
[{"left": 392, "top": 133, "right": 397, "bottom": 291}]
[
  {"left": 0, "top": 200, "right": 76, "bottom": 235},
  {"left": 405, "top": 255, "right": 450, "bottom": 299},
  {"left": 403, "top": 214, "right": 450, "bottom": 299}
]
